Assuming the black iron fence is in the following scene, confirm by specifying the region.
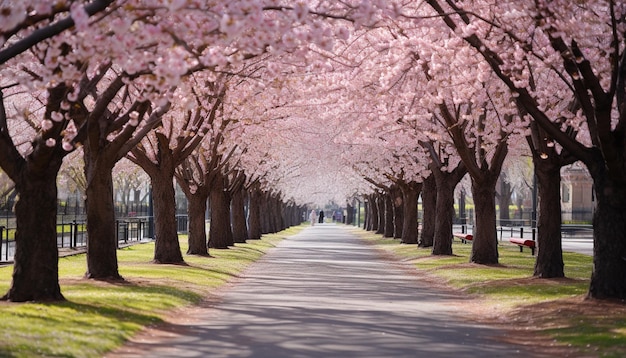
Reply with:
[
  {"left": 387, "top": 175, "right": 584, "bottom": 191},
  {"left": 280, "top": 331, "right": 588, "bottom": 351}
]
[{"left": 0, "top": 215, "right": 189, "bottom": 263}]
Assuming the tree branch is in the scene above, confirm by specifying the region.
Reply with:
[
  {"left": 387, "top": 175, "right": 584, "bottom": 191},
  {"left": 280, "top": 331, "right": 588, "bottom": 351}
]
[{"left": 0, "top": 0, "right": 114, "bottom": 65}]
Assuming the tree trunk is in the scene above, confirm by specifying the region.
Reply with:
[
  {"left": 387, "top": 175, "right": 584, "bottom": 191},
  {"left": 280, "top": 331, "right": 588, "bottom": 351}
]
[
  {"left": 498, "top": 179, "right": 512, "bottom": 224},
  {"left": 470, "top": 176, "right": 499, "bottom": 264},
  {"left": 231, "top": 188, "right": 247, "bottom": 243},
  {"left": 186, "top": 190, "right": 209, "bottom": 256},
  {"left": 533, "top": 156, "right": 565, "bottom": 277},
  {"left": 587, "top": 162, "right": 626, "bottom": 299},
  {"left": 383, "top": 192, "right": 394, "bottom": 238},
  {"left": 3, "top": 170, "right": 64, "bottom": 302},
  {"left": 247, "top": 187, "right": 262, "bottom": 240},
  {"left": 370, "top": 194, "right": 380, "bottom": 232},
  {"left": 432, "top": 165, "right": 466, "bottom": 255},
  {"left": 346, "top": 202, "right": 354, "bottom": 225},
  {"left": 400, "top": 181, "right": 421, "bottom": 244},
  {"left": 84, "top": 161, "right": 121, "bottom": 279},
  {"left": 420, "top": 174, "right": 436, "bottom": 247},
  {"left": 375, "top": 194, "right": 385, "bottom": 235},
  {"left": 391, "top": 185, "right": 404, "bottom": 239},
  {"left": 260, "top": 192, "right": 271, "bottom": 234},
  {"left": 271, "top": 197, "right": 284, "bottom": 232},
  {"left": 209, "top": 176, "right": 233, "bottom": 249},
  {"left": 151, "top": 172, "right": 184, "bottom": 263},
  {"left": 1, "top": 84, "right": 69, "bottom": 302}
]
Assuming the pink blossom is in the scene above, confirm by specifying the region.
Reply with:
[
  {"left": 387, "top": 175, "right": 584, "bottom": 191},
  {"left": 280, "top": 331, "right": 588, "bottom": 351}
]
[
  {"left": 129, "top": 111, "right": 140, "bottom": 126},
  {"left": 0, "top": 2, "right": 26, "bottom": 32},
  {"left": 62, "top": 141, "right": 74, "bottom": 151},
  {"left": 70, "top": 3, "right": 90, "bottom": 32},
  {"left": 220, "top": 14, "right": 242, "bottom": 38},
  {"left": 293, "top": 2, "right": 309, "bottom": 23},
  {"left": 41, "top": 120, "right": 53, "bottom": 131},
  {"left": 67, "top": 87, "right": 79, "bottom": 102},
  {"left": 64, "top": 120, "right": 77, "bottom": 140},
  {"left": 51, "top": 111, "right": 64, "bottom": 122},
  {"left": 169, "top": 0, "right": 187, "bottom": 11}
]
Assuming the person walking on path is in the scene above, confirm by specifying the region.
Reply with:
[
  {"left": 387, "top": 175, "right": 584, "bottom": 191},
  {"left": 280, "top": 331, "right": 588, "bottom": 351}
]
[
  {"left": 109, "top": 225, "right": 532, "bottom": 358},
  {"left": 318, "top": 209, "right": 325, "bottom": 224},
  {"left": 309, "top": 209, "right": 317, "bottom": 226}
]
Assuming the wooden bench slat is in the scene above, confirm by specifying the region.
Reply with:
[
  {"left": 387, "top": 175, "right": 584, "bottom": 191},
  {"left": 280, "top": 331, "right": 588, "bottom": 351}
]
[
  {"left": 453, "top": 233, "right": 473, "bottom": 244},
  {"left": 509, "top": 237, "right": 536, "bottom": 255}
]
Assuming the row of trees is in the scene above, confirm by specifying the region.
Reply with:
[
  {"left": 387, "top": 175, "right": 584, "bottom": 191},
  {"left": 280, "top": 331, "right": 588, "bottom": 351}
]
[
  {"left": 251, "top": 0, "right": 625, "bottom": 300},
  {"left": 0, "top": 1, "right": 624, "bottom": 302},
  {"left": 0, "top": 0, "right": 372, "bottom": 301}
]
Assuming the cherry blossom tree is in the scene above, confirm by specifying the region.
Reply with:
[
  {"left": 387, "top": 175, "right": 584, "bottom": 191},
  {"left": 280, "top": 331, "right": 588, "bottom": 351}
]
[
  {"left": 0, "top": 0, "right": 381, "bottom": 301},
  {"left": 421, "top": 0, "right": 626, "bottom": 298},
  {"left": 128, "top": 77, "right": 223, "bottom": 262}
]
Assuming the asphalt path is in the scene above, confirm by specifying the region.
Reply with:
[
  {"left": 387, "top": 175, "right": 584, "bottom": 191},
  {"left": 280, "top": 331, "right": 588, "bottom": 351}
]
[{"left": 109, "top": 224, "right": 537, "bottom": 358}]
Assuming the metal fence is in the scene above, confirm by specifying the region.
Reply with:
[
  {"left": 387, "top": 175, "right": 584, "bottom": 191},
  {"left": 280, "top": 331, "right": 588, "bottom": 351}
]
[
  {"left": 0, "top": 215, "right": 189, "bottom": 263},
  {"left": 455, "top": 223, "right": 593, "bottom": 242}
]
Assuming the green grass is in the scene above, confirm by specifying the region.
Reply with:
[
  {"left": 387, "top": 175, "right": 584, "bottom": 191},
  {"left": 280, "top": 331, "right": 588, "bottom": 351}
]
[
  {"left": 0, "top": 225, "right": 302, "bottom": 358},
  {"left": 352, "top": 227, "right": 626, "bottom": 356}
]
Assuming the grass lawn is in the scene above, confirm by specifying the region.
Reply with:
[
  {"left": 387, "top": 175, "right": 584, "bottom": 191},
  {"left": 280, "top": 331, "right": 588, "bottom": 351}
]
[
  {"left": 352, "top": 227, "right": 626, "bottom": 358},
  {"left": 0, "top": 225, "right": 302, "bottom": 358}
]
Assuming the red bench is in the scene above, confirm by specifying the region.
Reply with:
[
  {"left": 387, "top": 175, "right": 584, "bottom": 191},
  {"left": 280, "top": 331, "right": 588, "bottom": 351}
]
[
  {"left": 453, "top": 233, "right": 473, "bottom": 244},
  {"left": 509, "top": 237, "right": 536, "bottom": 255}
]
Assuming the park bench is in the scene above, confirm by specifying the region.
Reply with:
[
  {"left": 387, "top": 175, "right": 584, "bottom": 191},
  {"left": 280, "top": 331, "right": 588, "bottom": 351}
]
[
  {"left": 453, "top": 233, "right": 473, "bottom": 244},
  {"left": 509, "top": 237, "right": 536, "bottom": 255}
]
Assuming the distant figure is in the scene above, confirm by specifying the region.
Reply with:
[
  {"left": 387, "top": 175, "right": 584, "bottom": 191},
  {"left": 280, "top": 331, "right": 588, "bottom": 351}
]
[
  {"left": 309, "top": 210, "right": 317, "bottom": 226},
  {"left": 318, "top": 210, "right": 325, "bottom": 223}
]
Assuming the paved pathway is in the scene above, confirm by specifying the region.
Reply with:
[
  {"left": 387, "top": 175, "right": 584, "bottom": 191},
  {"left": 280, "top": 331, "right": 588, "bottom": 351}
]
[{"left": 109, "top": 224, "right": 535, "bottom": 358}]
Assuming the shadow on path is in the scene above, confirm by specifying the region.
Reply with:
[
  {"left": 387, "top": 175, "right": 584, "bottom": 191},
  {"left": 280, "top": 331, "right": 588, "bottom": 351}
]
[{"left": 109, "top": 224, "right": 538, "bottom": 358}]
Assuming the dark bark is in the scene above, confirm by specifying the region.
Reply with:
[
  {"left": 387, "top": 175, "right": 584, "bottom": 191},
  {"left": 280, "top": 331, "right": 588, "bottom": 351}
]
[
  {"left": 247, "top": 186, "right": 262, "bottom": 240},
  {"left": 432, "top": 164, "right": 466, "bottom": 256},
  {"left": 151, "top": 171, "right": 184, "bottom": 263},
  {"left": 390, "top": 185, "right": 404, "bottom": 239},
  {"left": 533, "top": 155, "right": 564, "bottom": 277},
  {"left": 231, "top": 188, "right": 247, "bottom": 244},
  {"left": 526, "top": 122, "right": 573, "bottom": 278},
  {"left": 272, "top": 197, "right": 285, "bottom": 232},
  {"left": 260, "top": 191, "right": 271, "bottom": 234},
  {"left": 209, "top": 175, "right": 233, "bottom": 249},
  {"left": 469, "top": 176, "right": 499, "bottom": 264},
  {"left": 283, "top": 204, "right": 294, "bottom": 227},
  {"left": 587, "top": 152, "right": 626, "bottom": 299},
  {"left": 185, "top": 189, "right": 209, "bottom": 255},
  {"left": 3, "top": 166, "right": 64, "bottom": 301},
  {"left": 1, "top": 84, "right": 69, "bottom": 301},
  {"left": 84, "top": 157, "right": 121, "bottom": 278},
  {"left": 375, "top": 194, "right": 384, "bottom": 234},
  {"left": 346, "top": 202, "right": 355, "bottom": 225},
  {"left": 420, "top": 173, "right": 436, "bottom": 247},
  {"left": 383, "top": 192, "right": 394, "bottom": 238},
  {"left": 399, "top": 181, "right": 422, "bottom": 244},
  {"left": 463, "top": 138, "right": 508, "bottom": 265}
]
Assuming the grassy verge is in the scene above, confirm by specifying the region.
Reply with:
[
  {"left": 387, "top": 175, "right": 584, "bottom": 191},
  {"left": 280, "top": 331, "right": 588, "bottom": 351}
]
[
  {"left": 0, "top": 225, "right": 303, "bottom": 358},
  {"left": 351, "top": 227, "right": 626, "bottom": 357}
]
